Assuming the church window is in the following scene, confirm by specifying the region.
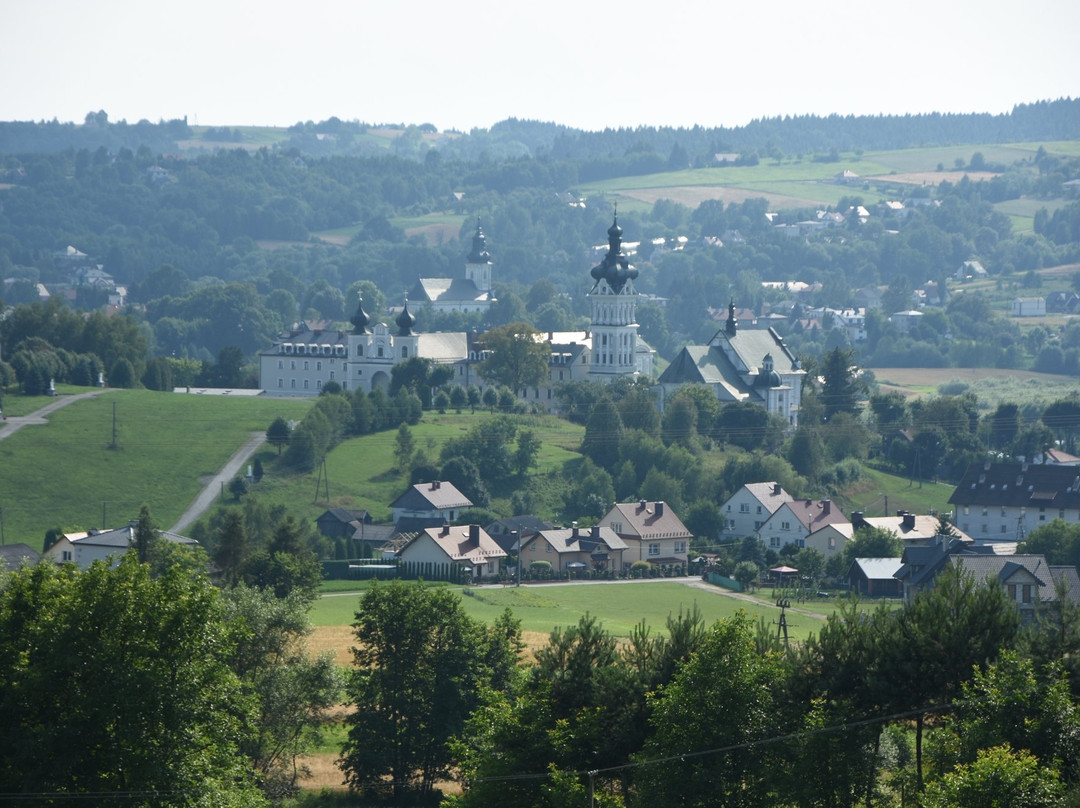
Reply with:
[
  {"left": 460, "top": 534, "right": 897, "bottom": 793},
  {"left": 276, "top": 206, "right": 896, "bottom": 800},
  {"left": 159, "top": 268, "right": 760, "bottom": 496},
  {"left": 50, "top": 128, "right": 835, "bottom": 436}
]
[
  {"left": 290, "top": 361, "right": 296, "bottom": 370},
  {"left": 402, "top": 346, "right": 409, "bottom": 358},
  {"left": 303, "top": 360, "right": 309, "bottom": 370},
  {"left": 378, "top": 346, "right": 384, "bottom": 357},
  {"left": 316, "top": 361, "right": 322, "bottom": 371},
  {"left": 357, "top": 345, "right": 364, "bottom": 356},
  {"left": 277, "top": 360, "right": 283, "bottom": 369}
]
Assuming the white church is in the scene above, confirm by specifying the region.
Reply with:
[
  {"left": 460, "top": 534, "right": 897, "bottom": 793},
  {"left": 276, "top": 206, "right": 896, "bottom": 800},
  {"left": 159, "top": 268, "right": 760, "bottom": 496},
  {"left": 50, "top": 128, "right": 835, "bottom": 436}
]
[{"left": 258, "top": 215, "right": 655, "bottom": 401}]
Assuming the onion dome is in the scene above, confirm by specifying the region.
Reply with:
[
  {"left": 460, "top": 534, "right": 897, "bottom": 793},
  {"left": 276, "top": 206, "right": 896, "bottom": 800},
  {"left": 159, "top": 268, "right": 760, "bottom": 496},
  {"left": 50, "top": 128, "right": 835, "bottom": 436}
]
[
  {"left": 396, "top": 299, "right": 416, "bottom": 336},
  {"left": 589, "top": 212, "right": 639, "bottom": 293},
  {"left": 754, "top": 353, "right": 782, "bottom": 388},
  {"left": 467, "top": 218, "right": 491, "bottom": 263},
  {"left": 350, "top": 294, "right": 371, "bottom": 334}
]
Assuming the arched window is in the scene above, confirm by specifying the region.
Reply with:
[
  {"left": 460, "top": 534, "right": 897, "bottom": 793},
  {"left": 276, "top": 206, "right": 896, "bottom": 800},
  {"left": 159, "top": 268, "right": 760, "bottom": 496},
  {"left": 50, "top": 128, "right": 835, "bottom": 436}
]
[
  {"left": 402, "top": 346, "right": 409, "bottom": 358},
  {"left": 357, "top": 345, "right": 364, "bottom": 356}
]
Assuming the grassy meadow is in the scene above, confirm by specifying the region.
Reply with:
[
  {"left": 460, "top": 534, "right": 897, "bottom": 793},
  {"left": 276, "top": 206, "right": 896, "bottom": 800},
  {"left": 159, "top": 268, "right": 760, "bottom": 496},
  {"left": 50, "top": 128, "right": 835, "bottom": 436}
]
[
  {"left": 0, "top": 389, "right": 311, "bottom": 543},
  {"left": 215, "top": 410, "right": 585, "bottom": 530},
  {"left": 307, "top": 580, "right": 833, "bottom": 668}
]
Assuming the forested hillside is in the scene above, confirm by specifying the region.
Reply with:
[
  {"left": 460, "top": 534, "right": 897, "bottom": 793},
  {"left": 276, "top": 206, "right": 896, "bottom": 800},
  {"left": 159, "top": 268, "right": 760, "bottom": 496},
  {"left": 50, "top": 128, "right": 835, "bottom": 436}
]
[{"left": 2, "top": 99, "right": 1080, "bottom": 382}]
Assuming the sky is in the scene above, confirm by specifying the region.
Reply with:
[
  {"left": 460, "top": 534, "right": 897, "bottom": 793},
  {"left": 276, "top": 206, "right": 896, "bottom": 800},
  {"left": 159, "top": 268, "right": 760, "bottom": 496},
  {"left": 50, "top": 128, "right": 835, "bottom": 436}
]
[{"left": 3, "top": 0, "right": 1078, "bottom": 133}]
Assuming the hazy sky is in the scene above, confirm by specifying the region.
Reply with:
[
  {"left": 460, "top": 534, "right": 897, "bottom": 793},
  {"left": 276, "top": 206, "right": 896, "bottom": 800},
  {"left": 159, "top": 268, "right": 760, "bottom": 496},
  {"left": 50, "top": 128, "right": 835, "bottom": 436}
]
[{"left": 3, "top": 0, "right": 1078, "bottom": 132}]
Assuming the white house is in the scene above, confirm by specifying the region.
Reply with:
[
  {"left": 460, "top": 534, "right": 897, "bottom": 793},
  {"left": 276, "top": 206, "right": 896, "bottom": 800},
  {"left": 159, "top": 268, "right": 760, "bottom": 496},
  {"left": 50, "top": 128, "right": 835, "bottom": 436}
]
[
  {"left": 396, "top": 524, "right": 505, "bottom": 582},
  {"left": 389, "top": 480, "right": 473, "bottom": 530},
  {"left": 44, "top": 526, "right": 198, "bottom": 569},
  {"left": 949, "top": 461, "right": 1080, "bottom": 542},
  {"left": 758, "top": 499, "right": 847, "bottom": 552},
  {"left": 720, "top": 482, "right": 793, "bottom": 537}
]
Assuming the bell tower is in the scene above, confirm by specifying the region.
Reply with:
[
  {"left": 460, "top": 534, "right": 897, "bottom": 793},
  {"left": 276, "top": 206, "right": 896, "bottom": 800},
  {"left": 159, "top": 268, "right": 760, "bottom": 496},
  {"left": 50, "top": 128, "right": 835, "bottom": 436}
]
[{"left": 587, "top": 212, "right": 640, "bottom": 382}]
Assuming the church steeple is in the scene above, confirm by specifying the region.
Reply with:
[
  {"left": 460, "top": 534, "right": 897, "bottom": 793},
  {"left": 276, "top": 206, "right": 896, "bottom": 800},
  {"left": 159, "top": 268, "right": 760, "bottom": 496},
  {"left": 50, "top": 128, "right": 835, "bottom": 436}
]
[
  {"left": 467, "top": 217, "right": 490, "bottom": 264},
  {"left": 396, "top": 299, "right": 417, "bottom": 336},
  {"left": 725, "top": 299, "right": 738, "bottom": 336},
  {"left": 587, "top": 210, "right": 640, "bottom": 383},
  {"left": 589, "top": 211, "right": 638, "bottom": 294},
  {"left": 465, "top": 218, "right": 493, "bottom": 295},
  {"left": 350, "top": 293, "right": 371, "bottom": 334}
]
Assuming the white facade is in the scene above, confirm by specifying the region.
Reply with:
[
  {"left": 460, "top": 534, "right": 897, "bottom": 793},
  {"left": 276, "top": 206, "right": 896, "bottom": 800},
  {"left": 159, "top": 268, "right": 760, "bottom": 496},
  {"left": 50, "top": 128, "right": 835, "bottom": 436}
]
[{"left": 720, "top": 482, "right": 792, "bottom": 537}]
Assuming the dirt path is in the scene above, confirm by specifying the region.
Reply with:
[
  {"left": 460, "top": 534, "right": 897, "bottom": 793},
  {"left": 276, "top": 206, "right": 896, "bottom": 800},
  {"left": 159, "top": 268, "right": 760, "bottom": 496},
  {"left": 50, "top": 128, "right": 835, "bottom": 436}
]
[
  {"left": 0, "top": 390, "right": 109, "bottom": 441},
  {"left": 680, "top": 577, "right": 830, "bottom": 620},
  {"left": 170, "top": 431, "right": 266, "bottom": 533}
]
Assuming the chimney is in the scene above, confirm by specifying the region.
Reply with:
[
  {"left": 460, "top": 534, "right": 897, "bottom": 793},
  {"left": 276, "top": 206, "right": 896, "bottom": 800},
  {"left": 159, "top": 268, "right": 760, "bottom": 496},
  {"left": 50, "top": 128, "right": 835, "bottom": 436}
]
[
  {"left": 591, "top": 525, "right": 600, "bottom": 538},
  {"left": 432, "top": 480, "right": 441, "bottom": 490},
  {"left": 896, "top": 510, "right": 905, "bottom": 518},
  {"left": 441, "top": 525, "right": 450, "bottom": 537},
  {"left": 772, "top": 482, "right": 781, "bottom": 496},
  {"left": 851, "top": 511, "right": 865, "bottom": 528},
  {"left": 572, "top": 526, "right": 579, "bottom": 538},
  {"left": 902, "top": 513, "right": 916, "bottom": 530},
  {"left": 821, "top": 500, "right": 830, "bottom": 515},
  {"left": 639, "top": 499, "right": 647, "bottom": 511},
  {"left": 469, "top": 524, "right": 480, "bottom": 543},
  {"left": 655, "top": 502, "right": 665, "bottom": 516}
]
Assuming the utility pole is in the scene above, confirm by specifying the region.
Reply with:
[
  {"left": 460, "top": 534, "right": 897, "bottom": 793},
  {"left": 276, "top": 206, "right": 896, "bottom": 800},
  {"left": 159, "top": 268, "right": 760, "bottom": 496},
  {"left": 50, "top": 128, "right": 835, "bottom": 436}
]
[{"left": 108, "top": 401, "right": 118, "bottom": 449}]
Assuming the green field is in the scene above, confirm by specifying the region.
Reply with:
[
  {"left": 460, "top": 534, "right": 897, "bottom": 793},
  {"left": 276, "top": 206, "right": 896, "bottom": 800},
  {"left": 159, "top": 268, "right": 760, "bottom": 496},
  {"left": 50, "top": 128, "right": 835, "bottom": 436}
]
[
  {"left": 310, "top": 580, "right": 830, "bottom": 642},
  {"left": 0, "top": 390, "right": 312, "bottom": 543},
  {"left": 195, "top": 411, "right": 585, "bottom": 529}
]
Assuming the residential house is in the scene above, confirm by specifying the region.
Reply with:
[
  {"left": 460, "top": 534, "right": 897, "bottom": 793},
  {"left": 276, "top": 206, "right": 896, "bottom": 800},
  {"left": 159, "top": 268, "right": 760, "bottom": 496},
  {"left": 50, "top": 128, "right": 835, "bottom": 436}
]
[
  {"left": 847, "top": 557, "right": 903, "bottom": 597},
  {"left": 0, "top": 543, "right": 41, "bottom": 569},
  {"left": 720, "top": 482, "right": 793, "bottom": 537},
  {"left": 598, "top": 500, "right": 692, "bottom": 568},
  {"left": 897, "top": 547, "right": 1080, "bottom": 621},
  {"left": 315, "top": 507, "right": 372, "bottom": 540},
  {"left": 948, "top": 461, "right": 1080, "bottom": 542},
  {"left": 658, "top": 302, "right": 805, "bottom": 426},
  {"left": 486, "top": 515, "right": 555, "bottom": 554},
  {"left": 44, "top": 526, "right": 198, "bottom": 569},
  {"left": 889, "top": 310, "right": 923, "bottom": 334},
  {"left": 851, "top": 511, "right": 974, "bottom": 548},
  {"left": 893, "top": 536, "right": 988, "bottom": 603},
  {"left": 955, "top": 260, "right": 988, "bottom": 281},
  {"left": 396, "top": 524, "right": 506, "bottom": 582},
  {"left": 758, "top": 499, "right": 847, "bottom": 552},
  {"left": 519, "top": 525, "right": 627, "bottom": 574},
  {"left": 389, "top": 480, "right": 473, "bottom": 531},
  {"left": 805, "top": 521, "right": 853, "bottom": 559}
]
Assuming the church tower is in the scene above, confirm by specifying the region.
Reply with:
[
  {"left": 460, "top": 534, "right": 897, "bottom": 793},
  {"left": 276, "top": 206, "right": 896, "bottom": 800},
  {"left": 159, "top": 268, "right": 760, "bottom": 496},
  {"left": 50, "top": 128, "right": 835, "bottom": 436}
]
[
  {"left": 464, "top": 218, "right": 493, "bottom": 296},
  {"left": 588, "top": 213, "right": 640, "bottom": 382}
]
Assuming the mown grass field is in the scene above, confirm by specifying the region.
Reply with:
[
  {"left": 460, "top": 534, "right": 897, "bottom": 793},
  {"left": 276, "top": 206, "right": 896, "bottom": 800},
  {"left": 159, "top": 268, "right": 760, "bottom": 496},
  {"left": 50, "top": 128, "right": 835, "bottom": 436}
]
[
  {"left": 306, "top": 580, "right": 833, "bottom": 670},
  {"left": 0, "top": 390, "right": 312, "bottom": 542}
]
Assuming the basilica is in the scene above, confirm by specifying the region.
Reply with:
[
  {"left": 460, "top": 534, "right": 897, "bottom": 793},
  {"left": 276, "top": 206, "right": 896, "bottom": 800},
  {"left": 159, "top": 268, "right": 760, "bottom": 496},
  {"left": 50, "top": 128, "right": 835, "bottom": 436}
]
[{"left": 257, "top": 216, "right": 800, "bottom": 423}]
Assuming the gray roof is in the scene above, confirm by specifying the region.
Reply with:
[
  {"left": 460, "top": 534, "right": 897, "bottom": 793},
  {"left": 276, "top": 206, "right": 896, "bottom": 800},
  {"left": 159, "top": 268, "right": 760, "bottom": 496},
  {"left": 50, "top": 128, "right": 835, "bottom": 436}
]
[
  {"left": 411, "top": 277, "right": 491, "bottom": 304},
  {"left": 522, "top": 527, "right": 628, "bottom": 555},
  {"left": 949, "top": 461, "right": 1080, "bottom": 509},
  {"left": 416, "top": 332, "right": 468, "bottom": 361},
  {"left": 0, "top": 543, "right": 41, "bottom": 568},
  {"left": 391, "top": 480, "right": 473, "bottom": 512}
]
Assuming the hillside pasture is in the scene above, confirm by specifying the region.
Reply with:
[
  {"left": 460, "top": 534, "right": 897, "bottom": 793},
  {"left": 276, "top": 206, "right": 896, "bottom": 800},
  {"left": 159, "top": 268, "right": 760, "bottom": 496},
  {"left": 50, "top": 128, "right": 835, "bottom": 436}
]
[
  {"left": 203, "top": 411, "right": 585, "bottom": 530},
  {"left": 0, "top": 390, "right": 312, "bottom": 542}
]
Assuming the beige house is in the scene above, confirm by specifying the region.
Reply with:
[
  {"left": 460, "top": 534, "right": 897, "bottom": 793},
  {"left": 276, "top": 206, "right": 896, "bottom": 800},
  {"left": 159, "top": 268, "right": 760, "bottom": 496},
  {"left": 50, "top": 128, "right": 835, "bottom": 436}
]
[
  {"left": 519, "top": 525, "right": 627, "bottom": 574},
  {"left": 598, "top": 500, "right": 692, "bottom": 567}
]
